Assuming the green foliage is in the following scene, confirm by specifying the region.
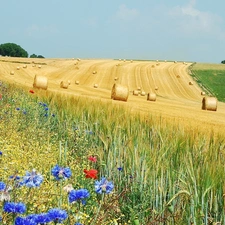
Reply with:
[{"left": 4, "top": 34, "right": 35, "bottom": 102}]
[
  {"left": 221, "top": 60, "right": 225, "bottom": 64},
  {"left": 30, "top": 53, "right": 45, "bottom": 58},
  {"left": 0, "top": 42, "right": 28, "bottom": 57}
]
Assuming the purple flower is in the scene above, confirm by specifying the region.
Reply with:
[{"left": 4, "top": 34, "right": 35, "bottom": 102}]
[
  {"left": 51, "top": 165, "right": 72, "bottom": 180},
  {"left": 69, "top": 189, "right": 90, "bottom": 205},
  {"left": 47, "top": 208, "right": 68, "bottom": 223},
  {"left": 95, "top": 177, "right": 114, "bottom": 194},
  {"left": 20, "top": 169, "right": 43, "bottom": 188},
  {"left": 3, "top": 202, "right": 26, "bottom": 214}
]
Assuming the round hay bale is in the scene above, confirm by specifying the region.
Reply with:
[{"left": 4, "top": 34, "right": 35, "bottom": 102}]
[
  {"left": 133, "top": 90, "right": 139, "bottom": 96},
  {"left": 151, "top": 65, "right": 155, "bottom": 68},
  {"left": 202, "top": 97, "right": 217, "bottom": 111},
  {"left": 75, "top": 66, "right": 79, "bottom": 70},
  {"left": 23, "top": 65, "right": 27, "bottom": 68},
  {"left": 17, "top": 66, "right": 20, "bottom": 70},
  {"left": 201, "top": 91, "right": 205, "bottom": 96},
  {"left": 92, "top": 71, "right": 97, "bottom": 74},
  {"left": 114, "top": 77, "right": 118, "bottom": 81},
  {"left": 123, "top": 59, "right": 126, "bottom": 62},
  {"left": 94, "top": 84, "right": 98, "bottom": 88},
  {"left": 111, "top": 83, "right": 129, "bottom": 102},
  {"left": 147, "top": 93, "right": 156, "bottom": 101},
  {"left": 189, "top": 81, "right": 193, "bottom": 85},
  {"left": 137, "top": 87, "right": 141, "bottom": 91},
  {"left": 77, "top": 58, "right": 81, "bottom": 61},
  {"left": 140, "top": 91, "right": 146, "bottom": 96},
  {"left": 174, "top": 61, "right": 177, "bottom": 63},
  {"left": 33, "top": 75, "right": 48, "bottom": 90},
  {"left": 68, "top": 80, "right": 71, "bottom": 85},
  {"left": 130, "top": 60, "right": 133, "bottom": 63},
  {"left": 75, "top": 80, "right": 79, "bottom": 85},
  {"left": 32, "top": 64, "right": 36, "bottom": 67},
  {"left": 156, "top": 63, "right": 160, "bottom": 66},
  {"left": 60, "top": 81, "right": 69, "bottom": 89},
  {"left": 38, "top": 65, "right": 42, "bottom": 69},
  {"left": 10, "top": 71, "right": 14, "bottom": 75},
  {"left": 176, "top": 75, "right": 180, "bottom": 78},
  {"left": 155, "top": 86, "right": 159, "bottom": 90}
]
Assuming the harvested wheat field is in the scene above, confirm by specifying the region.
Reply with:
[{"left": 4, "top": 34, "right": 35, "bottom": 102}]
[{"left": 0, "top": 57, "right": 225, "bottom": 133}]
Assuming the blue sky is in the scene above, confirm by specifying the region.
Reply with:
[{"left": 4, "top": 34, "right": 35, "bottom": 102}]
[{"left": 1, "top": 0, "right": 225, "bottom": 63}]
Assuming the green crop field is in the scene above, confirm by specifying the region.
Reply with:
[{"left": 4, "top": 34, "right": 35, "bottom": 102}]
[{"left": 190, "top": 63, "right": 225, "bottom": 102}]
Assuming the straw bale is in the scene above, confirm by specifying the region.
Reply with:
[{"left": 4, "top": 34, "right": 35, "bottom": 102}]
[
  {"left": 92, "top": 71, "right": 97, "bottom": 74},
  {"left": 75, "top": 66, "right": 79, "bottom": 70},
  {"left": 94, "top": 84, "right": 98, "bottom": 88},
  {"left": 133, "top": 90, "right": 139, "bottom": 96},
  {"left": 130, "top": 60, "right": 133, "bottom": 63},
  {"left": 140, "top": 91, "right": 146, "bottom": 96},
  {"left": 75, "top": 80, "right": 79, "bottom": 85},
  {"left": 33, "top": 75, "right": 48, "bottom": 90},
  {"left": 114, "top": 77, "right": 118, "bottom": 81},
  {"left": 202, "top": 97, "right": 217, "bottom": 111},
  {"left": 189, "top": 81, "right": 193, "bottom": 85},
  {"left": 10, "top": 71, "right": 14, "bottom": 75},
  {"left": 155, "top": 86, "right": 159, "bottom": 90},
  {"left": 32, "top": 64, "right": 36, "bottom": 67},
  {"left": 60, "top": 81, "right": 69, "bottom": 89},
  {"left": 156, "top": 63, "right": 160, "bottom": 66},
  {"left": 17, "top": 66, "right": 20, "bottom": 70},
  {"left": 174, "top": 61, "right": 177, "bottom": 63},
  {"left": 201, "top": 91, "right": 205, "bottom": 96},
  {"left": 147, "top": 93, "right": 156, "bottom": 101},
  {"left": 111, "top": 83, "right": 129, "bottom": 102},
  {"left": 23, "top": 65, "right": 27, "bottom": 68},
  {"left": 38, "top": 65, "right": 42, "bottom": 69},
  {"left": 137, "top": 87, "right": 141, "bottom": 91},
  {"left": 176, "top": 75, "right": 180, "bottom": 78},
  {"left": 152, "top": 65, "right": 155, "bottom": 68},
  {"left": 68, "top": 80, "right": 71, "bottom": 85}
]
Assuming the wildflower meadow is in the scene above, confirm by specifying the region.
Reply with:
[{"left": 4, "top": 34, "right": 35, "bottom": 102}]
[{"left": 0, "top": 81, "right": 225, "bottom": 224}]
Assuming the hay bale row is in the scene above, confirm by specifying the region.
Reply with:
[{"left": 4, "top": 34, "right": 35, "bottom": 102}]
[
  {"left": 33, "top": 75, "right": 48, "bottom": 90},
  {"left": 202, "top": 97, "right": 217, "bottom": 111},
  {"left": 60, "top": 81, "right": 69, "bottom": 89},
  {"left": 111, "top": 83, "right": 129, "bottom": 102}
]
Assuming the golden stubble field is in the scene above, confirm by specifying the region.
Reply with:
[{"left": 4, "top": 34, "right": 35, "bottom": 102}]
[{"left": 1, "top": 57, "right": 225, "bottom": 133}]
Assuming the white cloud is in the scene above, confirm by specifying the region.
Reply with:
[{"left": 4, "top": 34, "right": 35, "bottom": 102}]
[
  {"left": 169, "top": 0, "right": 223, "bottom": 35},
  {"left": 115, "top": 4, "right": 139, "bottom": 22}
]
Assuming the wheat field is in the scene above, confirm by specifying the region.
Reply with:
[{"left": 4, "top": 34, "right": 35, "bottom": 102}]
[{"left": 1, "top": 57, "right": 225, "bottom": 133}]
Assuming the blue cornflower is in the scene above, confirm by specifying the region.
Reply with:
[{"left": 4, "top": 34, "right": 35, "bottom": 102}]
[
  {"left": 47, "top": 208, "right": 68, "bottom": 223},
  {"left": 44, "top": 113, "right": 48, "bottom": 117},
  {"left": 44, "top": 107, "right": 48, "bottom": 111},
  {"left": 69, "top": 189, "right": 90, "bottom": 205},
  {"left": 16, "top": 107, "right": 20, "bottom": 111},
  {"left": 0, "top": 151, "right": 2, "bottom": 156},
  {"left": 117, "top": 167, "right": 123, "bottom": 171},
  {"left": 0, "top": 181, "right": 6, "bottom": 191},
  {"left": 22, "top": 110, "right": 27, "bottom": 115},
  {"left": 51, "top": 113, "right": 55, "bottom": 117},
  {"left": 27, "top": 213, "right": 51, "bottom": 224},
  {"left": 20, "top": 169, "right": 43, "bottom": 188},
  {"left": 3, "top": 202, "right": 26, "bottom": 214},
  {"left": 51, "top": 165, "right": 72, "bottom": 180},
  {"left": 95, "top": 177, "right": 114, "bottom": 194},
  {"left": 15, "top": 216, "right": 36, "bottom": 225},
  {"left": 74, "top": 223, "right": 83, "bottom": 225}
]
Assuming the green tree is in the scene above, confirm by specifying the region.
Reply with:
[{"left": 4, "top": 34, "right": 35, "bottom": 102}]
[
  {"left": 221, "top": 60, "right": 225, "bottom": 64},
  {"left": 0, "top": 43, "right": 28, "bottom": 57},
  {"left": 30, "top": 54, "right": 45, "bottom": 58}
]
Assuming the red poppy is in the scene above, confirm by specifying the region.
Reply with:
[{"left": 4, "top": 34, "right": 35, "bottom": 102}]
[
  {"left": 88, "top": 156, "right": 97, "bottom": 162},
  {"left": 0, "top": 94, "right": 2, "bottom": 100},
  {"left": 84, "top": 169, "right": 98, "bottom": 179},
  {"left": 29, "top": 90, "right": 34, "bottom": 94}
]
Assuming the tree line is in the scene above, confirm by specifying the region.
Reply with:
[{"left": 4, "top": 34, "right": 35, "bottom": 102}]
[{"left": 0, "top": 43, "right": 44, "bottom": 58}]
